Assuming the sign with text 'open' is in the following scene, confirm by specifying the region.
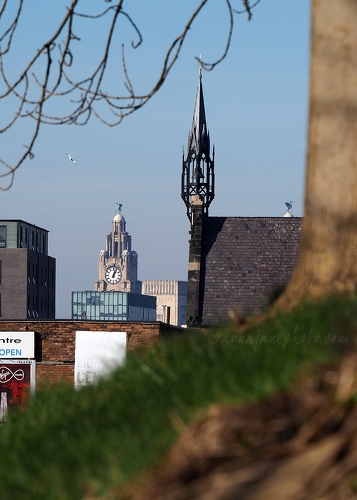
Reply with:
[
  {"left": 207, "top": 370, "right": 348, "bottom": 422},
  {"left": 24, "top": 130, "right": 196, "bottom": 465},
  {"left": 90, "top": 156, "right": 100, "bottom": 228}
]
[{"left": 0, "top": 332, "right": 35, "bottom": 359}]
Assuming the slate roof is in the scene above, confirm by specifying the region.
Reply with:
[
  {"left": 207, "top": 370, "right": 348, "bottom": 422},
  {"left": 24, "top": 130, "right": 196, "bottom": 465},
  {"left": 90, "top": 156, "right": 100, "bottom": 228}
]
[{"left": 200, "top": 216, "right": 302, "bottom": 323}]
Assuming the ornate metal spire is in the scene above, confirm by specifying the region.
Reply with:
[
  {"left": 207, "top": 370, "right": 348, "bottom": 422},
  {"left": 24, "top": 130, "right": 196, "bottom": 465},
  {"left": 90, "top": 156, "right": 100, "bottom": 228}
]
[
  {"left": 181, "top": 60, "right": 215, "bottom": 221},
  {"left": 187, "top": 58, "right": 210, "bottom": 159}
]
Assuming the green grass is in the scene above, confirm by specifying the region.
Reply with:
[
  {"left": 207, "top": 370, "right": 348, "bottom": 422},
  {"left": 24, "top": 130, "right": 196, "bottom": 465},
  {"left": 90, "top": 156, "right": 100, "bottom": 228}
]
[{"left": 0, "top": 294, "right": 356, "bottom": 499}]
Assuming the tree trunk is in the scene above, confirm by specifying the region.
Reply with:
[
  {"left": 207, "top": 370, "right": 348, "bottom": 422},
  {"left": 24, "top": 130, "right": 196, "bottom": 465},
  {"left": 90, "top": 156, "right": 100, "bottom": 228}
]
[{"left": 275, "top": 0, "right": 357, "bottom": 311}]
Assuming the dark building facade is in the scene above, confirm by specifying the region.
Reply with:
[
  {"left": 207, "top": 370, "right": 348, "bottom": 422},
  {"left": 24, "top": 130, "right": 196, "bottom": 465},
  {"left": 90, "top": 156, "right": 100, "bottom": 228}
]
[
  {"left": 182, "top": 68, "right": 302, "bottom": 326},
  {"left": 0, "top": 220, "right": 56, "bottom": 319},
  {"left": 199, "top": 216, "right": 302, "bottom": 323}
]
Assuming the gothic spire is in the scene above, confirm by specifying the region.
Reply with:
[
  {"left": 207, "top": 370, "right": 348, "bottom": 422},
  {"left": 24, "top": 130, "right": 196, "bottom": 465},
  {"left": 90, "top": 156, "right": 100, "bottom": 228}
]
[
  {"left": 181, "top": 59, "right": 215, "bottom": 221},
  {"left": 187, "top": 60, "right": 210, "bottom": 159}
]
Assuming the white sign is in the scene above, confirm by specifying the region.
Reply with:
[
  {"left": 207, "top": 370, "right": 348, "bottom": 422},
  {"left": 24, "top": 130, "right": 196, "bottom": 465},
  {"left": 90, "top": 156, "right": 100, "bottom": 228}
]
[
  {"left": 0, "top": 332, "right": 35, "bottom": 359},
  {"left": 74, "top": 331, "right": 126, "bottom": 388}
]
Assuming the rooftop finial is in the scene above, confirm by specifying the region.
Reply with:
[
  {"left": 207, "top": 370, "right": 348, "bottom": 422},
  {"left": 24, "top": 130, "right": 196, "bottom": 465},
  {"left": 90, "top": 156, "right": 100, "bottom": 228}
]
[
  {"left": 115, "top": 202, "right": 122, "bottom": 213},
  {"left": 284, "top": 201, "right": 293, "bottom": 217},
  {"left": 198, "top": 53, "right": 202, "bottom": 78}
]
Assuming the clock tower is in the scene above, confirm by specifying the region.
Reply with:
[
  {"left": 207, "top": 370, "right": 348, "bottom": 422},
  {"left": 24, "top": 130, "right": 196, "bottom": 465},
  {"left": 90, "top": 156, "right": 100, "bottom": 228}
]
[{"left": 94, "top": 205, "right": 141, "bottom": 293}]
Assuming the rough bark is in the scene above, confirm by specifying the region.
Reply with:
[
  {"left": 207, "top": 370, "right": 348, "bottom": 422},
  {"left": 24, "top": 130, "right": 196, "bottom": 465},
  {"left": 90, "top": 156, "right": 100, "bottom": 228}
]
[{"left": 275, "top": 0, "right": 357, "bottom": 311}]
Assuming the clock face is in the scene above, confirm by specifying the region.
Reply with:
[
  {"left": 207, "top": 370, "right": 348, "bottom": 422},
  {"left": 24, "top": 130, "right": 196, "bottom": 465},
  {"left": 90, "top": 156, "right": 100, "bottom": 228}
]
[{"left": 105, "top": 265, "right": 122, "bottom": 284}]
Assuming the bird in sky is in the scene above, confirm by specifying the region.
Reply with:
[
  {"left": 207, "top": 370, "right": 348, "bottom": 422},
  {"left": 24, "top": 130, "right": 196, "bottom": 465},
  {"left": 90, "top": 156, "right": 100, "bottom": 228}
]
[{"left": 65, "top": 152, "right": 76, "bottom": 165}]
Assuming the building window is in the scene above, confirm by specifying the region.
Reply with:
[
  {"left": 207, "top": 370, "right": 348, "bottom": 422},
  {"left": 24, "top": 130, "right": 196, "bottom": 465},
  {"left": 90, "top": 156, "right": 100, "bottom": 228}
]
[
  {"left": 0, "top": 227, "right": 6, "bottom": 248},
  {"left": 0, "top": 260, "right": 2, "bottom": 284}
]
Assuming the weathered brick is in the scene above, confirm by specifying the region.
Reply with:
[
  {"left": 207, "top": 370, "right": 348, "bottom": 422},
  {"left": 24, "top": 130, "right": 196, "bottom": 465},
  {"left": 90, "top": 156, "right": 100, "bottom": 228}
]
[{"left": 0, "top": 320, "right": 183, "bottom": 387}]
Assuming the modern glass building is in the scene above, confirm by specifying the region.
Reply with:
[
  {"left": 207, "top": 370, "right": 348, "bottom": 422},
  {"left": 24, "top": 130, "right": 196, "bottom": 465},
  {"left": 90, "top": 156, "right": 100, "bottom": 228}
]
[{"left": 72, "top": 291, "right": 156, "bottom": 321}]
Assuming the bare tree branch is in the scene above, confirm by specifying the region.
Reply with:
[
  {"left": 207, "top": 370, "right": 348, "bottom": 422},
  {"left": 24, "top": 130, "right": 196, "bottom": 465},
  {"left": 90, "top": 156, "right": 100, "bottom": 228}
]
[{"left": 0, "top": 0, "right": 260, "bottom": 190}]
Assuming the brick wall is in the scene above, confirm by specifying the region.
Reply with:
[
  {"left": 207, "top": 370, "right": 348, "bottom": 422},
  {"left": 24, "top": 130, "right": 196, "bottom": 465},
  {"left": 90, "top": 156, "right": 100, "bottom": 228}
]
[{"left": 0, "top": 320, "right": 182, "bottom": 387}]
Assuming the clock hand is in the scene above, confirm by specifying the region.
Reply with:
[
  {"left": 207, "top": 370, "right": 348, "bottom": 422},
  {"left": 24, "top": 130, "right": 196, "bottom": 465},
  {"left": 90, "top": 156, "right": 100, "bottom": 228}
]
[{"left": 112, "top": 270, "right": 116, "bottom": 278}]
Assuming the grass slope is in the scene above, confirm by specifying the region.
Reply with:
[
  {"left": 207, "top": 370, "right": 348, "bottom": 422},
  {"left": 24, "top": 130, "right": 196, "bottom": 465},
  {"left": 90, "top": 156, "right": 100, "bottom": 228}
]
[{"left": 0, "top": 295, "right": 356, "bottom": 499}]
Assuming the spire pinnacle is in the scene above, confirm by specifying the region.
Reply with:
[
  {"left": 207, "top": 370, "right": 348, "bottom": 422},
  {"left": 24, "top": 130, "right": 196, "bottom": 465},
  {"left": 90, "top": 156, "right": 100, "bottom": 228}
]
[
  {"left": 181, "top": 62, "right": 215, "bottom": 220},
  {"left": 187, "top": 60, "right": 210, "bottom": 158}
]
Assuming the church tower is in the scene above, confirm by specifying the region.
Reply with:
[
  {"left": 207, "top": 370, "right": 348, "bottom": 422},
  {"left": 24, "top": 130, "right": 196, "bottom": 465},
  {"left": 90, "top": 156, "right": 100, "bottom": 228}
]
[
  {"left": 182, "top": 63, "right": 215, "bottom": 326},
  {"left": 94, "top": 205, "right": 141, "bottom": 294}
]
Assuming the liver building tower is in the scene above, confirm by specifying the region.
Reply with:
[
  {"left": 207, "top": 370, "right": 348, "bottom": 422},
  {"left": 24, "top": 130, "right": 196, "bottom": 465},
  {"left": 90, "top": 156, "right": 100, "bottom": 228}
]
[{"left": 94, "top": 205, "right": 141, "bottom": 294}]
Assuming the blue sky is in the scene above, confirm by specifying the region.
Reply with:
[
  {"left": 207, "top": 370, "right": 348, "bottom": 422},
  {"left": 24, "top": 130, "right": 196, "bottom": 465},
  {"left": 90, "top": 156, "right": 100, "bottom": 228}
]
[{"left": 0, "top": 0, "right": 310, "bottom": 318}]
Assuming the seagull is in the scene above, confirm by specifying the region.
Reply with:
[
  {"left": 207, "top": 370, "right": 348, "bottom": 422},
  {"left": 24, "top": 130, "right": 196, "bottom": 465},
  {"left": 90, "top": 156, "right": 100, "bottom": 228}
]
[
  {"left": 65, "top": 152, "right": 76, "bottom": 165},
  {"left": 285, "top": 201, "right": 293, "bottom": 211}
]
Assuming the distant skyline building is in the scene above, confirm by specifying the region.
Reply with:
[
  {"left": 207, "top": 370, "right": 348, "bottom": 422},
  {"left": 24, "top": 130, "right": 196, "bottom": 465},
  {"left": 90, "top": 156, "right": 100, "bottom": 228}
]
[
  {"left": 72, "top": 205, "right": 150, "bottom": 321},
  {"left": 142, "top": 280, "right": 187, "bottom": 326},
  {"left": 72, "top": 207, "right": 190, "bottom": 324},
  {"left": 94, "top": 205, "right": 141, "bottom": 294},
  {"left": 0, "top": 219, "right": 56, "bottom": 319}
]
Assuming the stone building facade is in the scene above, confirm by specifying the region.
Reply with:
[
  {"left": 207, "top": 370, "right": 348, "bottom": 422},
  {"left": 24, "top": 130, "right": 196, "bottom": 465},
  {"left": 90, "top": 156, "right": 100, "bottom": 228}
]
[
  {"left": 94, "top": 207, "right": 141, "bottom": 294},
  {"left": 142, "top": 280, "right": 188, "bottom": 326}
]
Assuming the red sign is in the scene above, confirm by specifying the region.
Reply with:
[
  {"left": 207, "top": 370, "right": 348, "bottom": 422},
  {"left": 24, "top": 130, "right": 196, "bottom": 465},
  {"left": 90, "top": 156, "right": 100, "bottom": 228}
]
[{"left": 0, "top": 362, "right": 32, "bottom": 421}]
